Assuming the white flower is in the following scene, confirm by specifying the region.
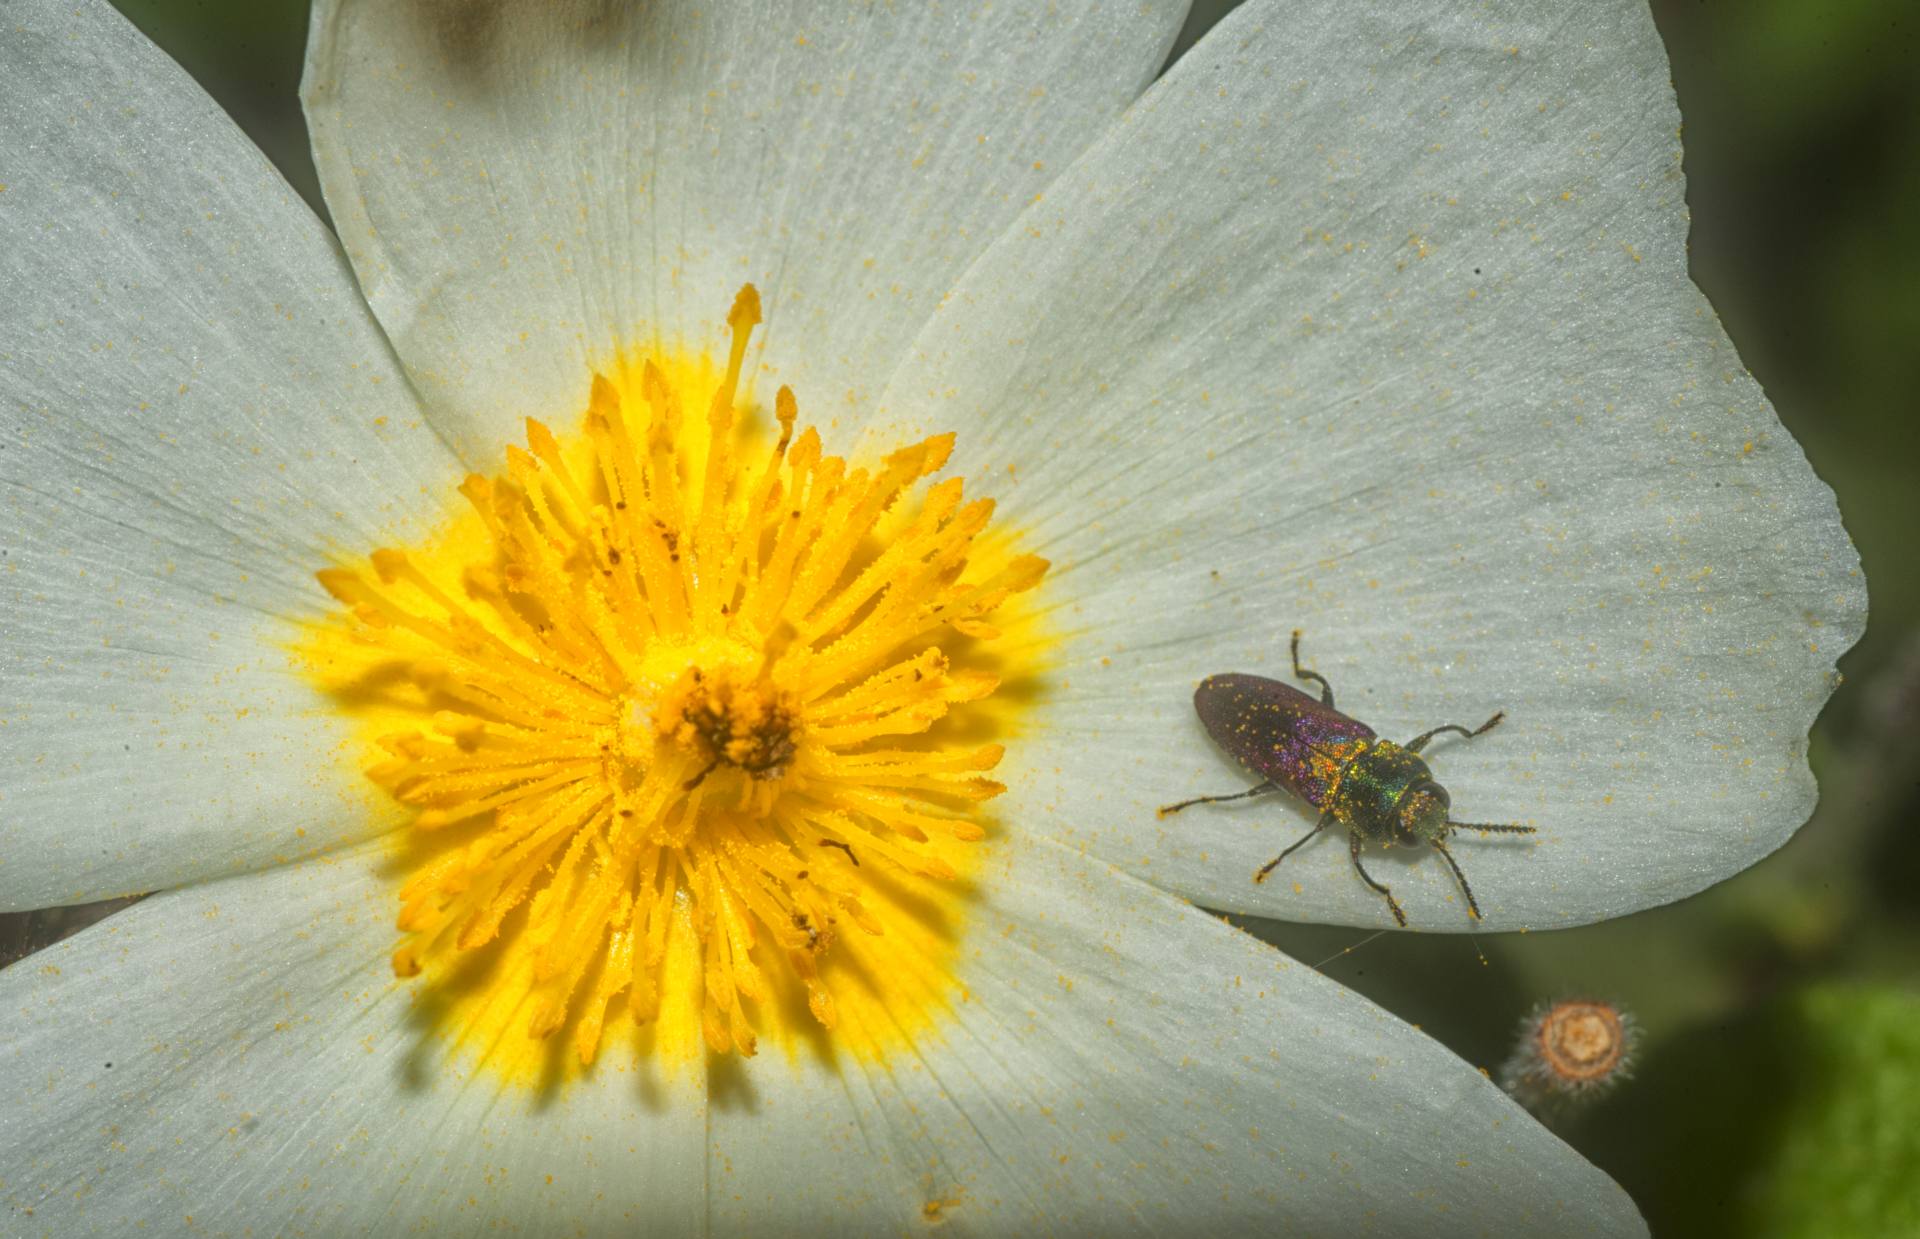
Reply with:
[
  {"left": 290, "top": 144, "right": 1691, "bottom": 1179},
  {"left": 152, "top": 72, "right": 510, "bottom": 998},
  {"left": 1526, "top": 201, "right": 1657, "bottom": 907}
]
[{"left": 0, "top": 0, "right": 1860, "bottom": 1235}]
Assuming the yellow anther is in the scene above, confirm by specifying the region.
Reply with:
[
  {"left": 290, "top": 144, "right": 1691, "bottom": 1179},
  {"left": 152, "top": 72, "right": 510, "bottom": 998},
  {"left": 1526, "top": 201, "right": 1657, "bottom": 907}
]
[{"left": 299, "top": 286, "right": 1048, "bottom": 1081}]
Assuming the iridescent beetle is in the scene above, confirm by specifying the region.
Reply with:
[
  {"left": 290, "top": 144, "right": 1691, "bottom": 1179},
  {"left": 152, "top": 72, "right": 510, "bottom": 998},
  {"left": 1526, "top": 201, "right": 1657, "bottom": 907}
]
[{"left": 1159, "top": 631, "right": 1535, "bottom": 926}]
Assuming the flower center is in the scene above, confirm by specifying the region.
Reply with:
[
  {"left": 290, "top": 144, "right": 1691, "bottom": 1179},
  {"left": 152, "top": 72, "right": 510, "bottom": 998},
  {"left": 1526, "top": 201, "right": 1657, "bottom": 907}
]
[
  {"left": 1536, "top": 1001, "right": 1628, "bottom": 1083},
  {"left": 302, "top": 286, "right": 1046, "bottom": 1077}
]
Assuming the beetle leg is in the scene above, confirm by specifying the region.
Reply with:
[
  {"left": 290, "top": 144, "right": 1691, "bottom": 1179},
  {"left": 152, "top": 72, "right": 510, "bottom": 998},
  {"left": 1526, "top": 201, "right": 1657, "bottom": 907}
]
[
  {"left": 1347, "top": 832, "right": 1408, "bottom": 927},
  {"left": 1406, "top": 711, "right": 1505, "bottom": 754},
  {"left": 1158, "top": 780, "right": 1277, "bottom": 818},
  {"left": 1289, "top": 629, "right": 1336, "bottom": 708},
  {"left": 1430, "top": 837, "right": 1482, "bottom": 921},
  {"left": 1253, "top": 810, "right": 1330, "bottom": 884}
]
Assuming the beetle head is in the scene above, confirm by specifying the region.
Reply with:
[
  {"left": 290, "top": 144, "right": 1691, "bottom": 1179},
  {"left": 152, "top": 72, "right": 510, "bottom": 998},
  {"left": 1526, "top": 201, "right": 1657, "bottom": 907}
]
[{"left": 1396, "top": 783, "right": 1451, "bottom": 844}]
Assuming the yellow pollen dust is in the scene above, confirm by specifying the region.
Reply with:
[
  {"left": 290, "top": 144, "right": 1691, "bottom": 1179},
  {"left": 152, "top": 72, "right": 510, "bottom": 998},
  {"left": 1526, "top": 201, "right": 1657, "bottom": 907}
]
[{"left": 304, "top": 285, "right": 1047, "bottom": 1076}]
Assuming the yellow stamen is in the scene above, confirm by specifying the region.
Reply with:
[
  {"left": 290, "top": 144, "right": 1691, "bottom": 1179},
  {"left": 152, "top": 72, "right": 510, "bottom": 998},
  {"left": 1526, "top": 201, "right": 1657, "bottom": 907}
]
[{"left": 299, "top": 286, "right": 1047, "bottom": 1080}]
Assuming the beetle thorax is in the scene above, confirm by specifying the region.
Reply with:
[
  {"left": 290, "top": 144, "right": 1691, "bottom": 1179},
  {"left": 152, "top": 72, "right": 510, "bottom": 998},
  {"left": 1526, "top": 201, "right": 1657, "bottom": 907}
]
[{"left": 1330, "top": 739, "right": 1447, "bottom": 845}]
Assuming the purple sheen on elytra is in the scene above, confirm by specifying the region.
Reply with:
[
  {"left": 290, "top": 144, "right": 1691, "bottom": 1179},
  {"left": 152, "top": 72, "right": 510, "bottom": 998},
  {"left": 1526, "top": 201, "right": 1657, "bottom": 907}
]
[{"left": 1193, "top": 674, "right": 1373, "bottom": 810}]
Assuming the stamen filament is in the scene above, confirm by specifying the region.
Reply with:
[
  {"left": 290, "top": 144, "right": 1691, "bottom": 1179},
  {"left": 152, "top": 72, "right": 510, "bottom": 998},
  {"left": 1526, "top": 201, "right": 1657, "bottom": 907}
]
[{"left": 304, "top": 286, "right": 1046, "bottom": 1076}]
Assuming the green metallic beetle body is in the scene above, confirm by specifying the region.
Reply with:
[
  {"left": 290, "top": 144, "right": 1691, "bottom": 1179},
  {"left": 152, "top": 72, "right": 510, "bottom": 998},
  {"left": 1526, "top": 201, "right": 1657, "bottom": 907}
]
[
  {"left": 1323, "top": 738, "right": 1451, "bottom": 845},
  {"left": 1160, "top": 632, "right": 1537, "bottom": 927}
]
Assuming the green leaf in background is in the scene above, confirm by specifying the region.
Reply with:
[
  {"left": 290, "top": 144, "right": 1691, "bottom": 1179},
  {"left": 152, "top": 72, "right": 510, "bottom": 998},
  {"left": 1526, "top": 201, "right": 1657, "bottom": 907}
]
[
  {"left": 1574, "top": 985, "right": 1920, "bottom": 1239},
  {"left": 1765, "top": 987, "right": 1920, "bottom": 1238}
]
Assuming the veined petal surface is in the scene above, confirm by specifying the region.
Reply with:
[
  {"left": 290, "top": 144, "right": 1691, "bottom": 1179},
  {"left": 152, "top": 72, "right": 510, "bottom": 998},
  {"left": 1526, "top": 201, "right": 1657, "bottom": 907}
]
[
  {"left": 0, "top": 842, "right": 707, "bottom": 1235},
  {"left": 301, "top": 0, "right": 1190, "bottom": 465},
  {"left": 875, "top": 0, "right": 1866, "bottom": 928},
  {"left": 0, "top": 837, "right": 1644, "bottom": 1237},
  {"left": 0, "top": 0, "right": 462, "bottom": 911},
  {"left": 711, "top": 837, "right": 1646, "bottom": 1236}
]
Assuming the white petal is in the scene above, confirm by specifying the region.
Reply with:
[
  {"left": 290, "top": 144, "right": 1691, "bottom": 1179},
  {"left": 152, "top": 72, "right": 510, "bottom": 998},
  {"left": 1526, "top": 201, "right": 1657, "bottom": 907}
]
[
  {"left": 710, "top": 837, "right": 1646, "bottom": 1236},
  {"left": 300, "top": 0, "right": 1191, "bottom": 466},
  {"left": 0, "top": 843, "right": 708, "bottom": 1233},
  {"left": 0, "top": 837, "right": 1637, "bottom": 1232},
  {"left": 875, "top": 0, "right": 1865, "bottom": 928},
  {"left": 0, "top": 0, "right": 463, "bottom": 910}
]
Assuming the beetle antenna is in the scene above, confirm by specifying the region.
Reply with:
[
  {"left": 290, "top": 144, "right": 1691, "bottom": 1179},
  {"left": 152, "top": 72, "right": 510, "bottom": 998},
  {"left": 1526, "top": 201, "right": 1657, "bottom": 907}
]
[
  {"left": 1447, "top": 821, "right": 1537, "bottom": 835},
  {"left": 1430, "top": 837, "right": 1482, "bottom": 921}
]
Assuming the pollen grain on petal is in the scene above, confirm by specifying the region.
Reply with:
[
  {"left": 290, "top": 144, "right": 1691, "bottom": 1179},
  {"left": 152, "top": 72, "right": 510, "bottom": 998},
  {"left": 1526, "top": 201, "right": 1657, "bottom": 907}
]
[{"left": 297, "top": 286, "right": 1049, "bottom": 1082}]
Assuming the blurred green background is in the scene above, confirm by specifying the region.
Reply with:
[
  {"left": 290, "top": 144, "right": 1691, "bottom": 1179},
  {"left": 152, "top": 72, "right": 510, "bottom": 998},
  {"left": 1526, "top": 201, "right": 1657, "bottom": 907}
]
[{"left": 40, "top": 1, "right": 1920, "bottom": 1234}]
